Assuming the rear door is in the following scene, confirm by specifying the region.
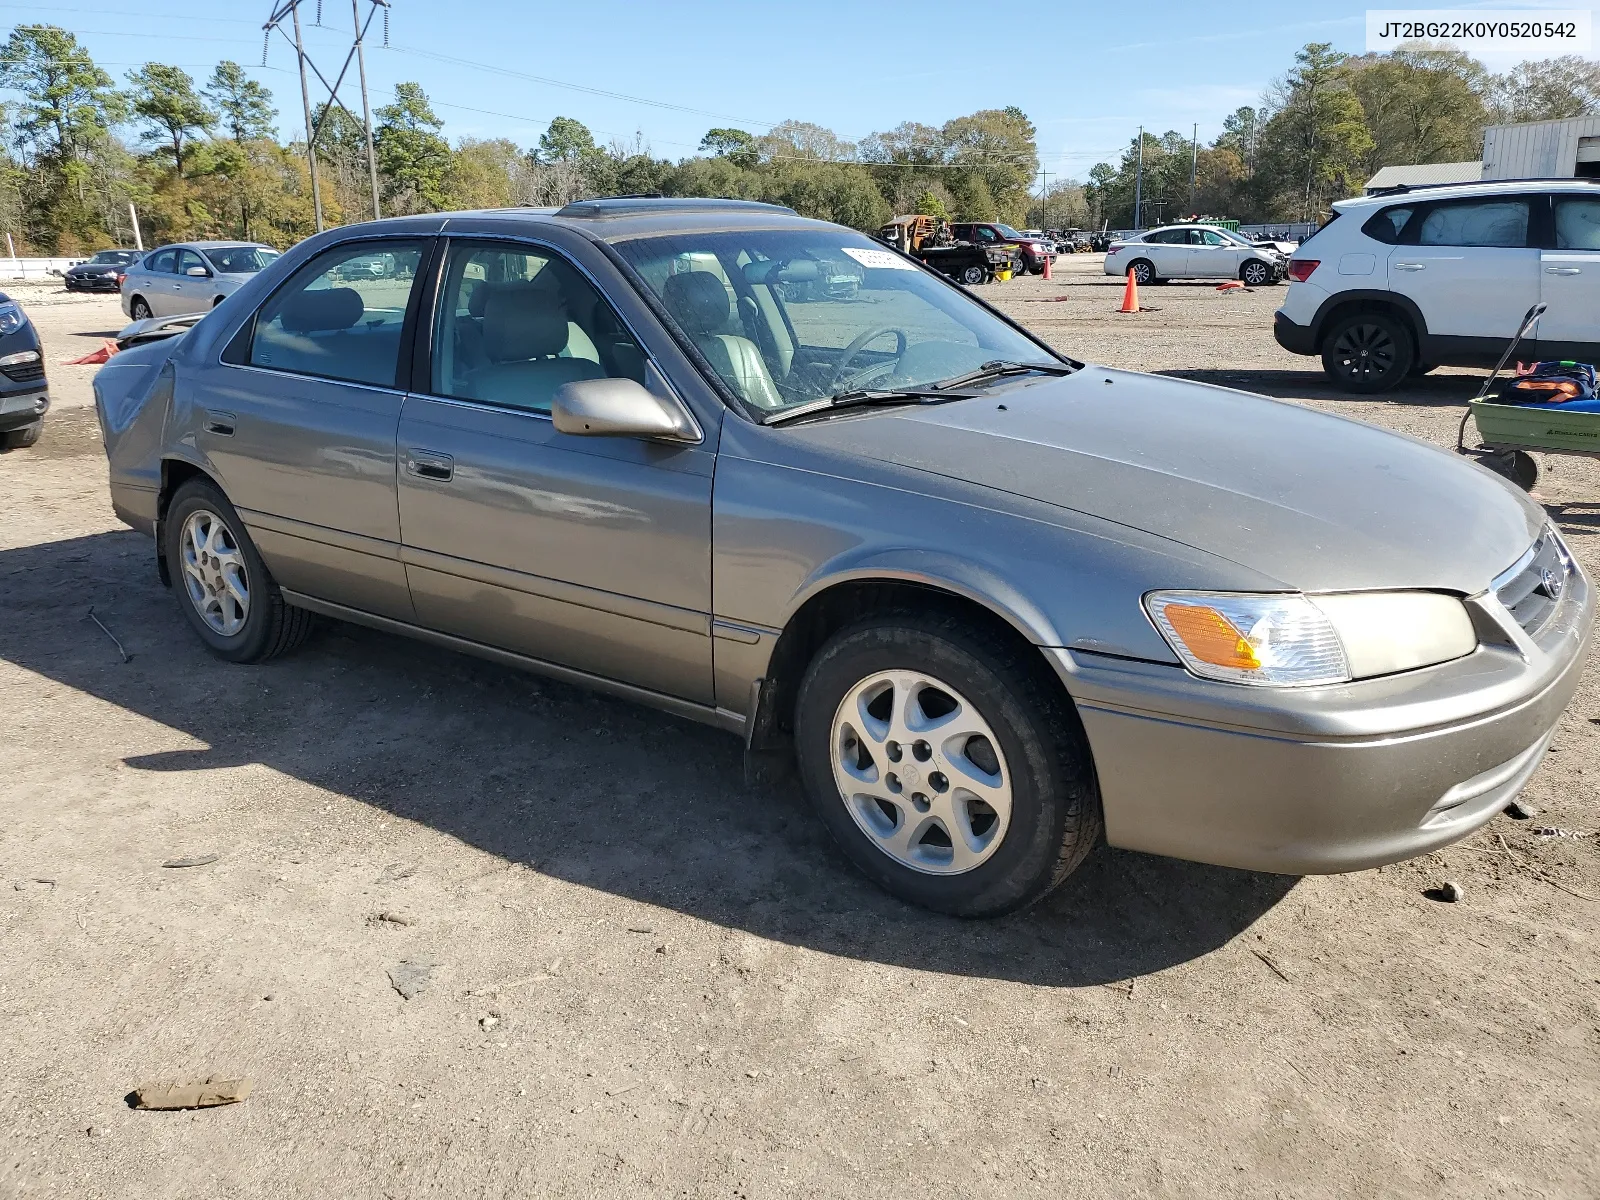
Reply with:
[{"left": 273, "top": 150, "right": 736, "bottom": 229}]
[
  {"left": 1143, "top": 230, "right": 1186, "bottom": 277},
  {"left": 187, "top": 235, "right": 432, "bottom": 620},
  {"left": 1538, "top": 193, "right": 1600, "bottom": 358},
  {"left": 139, "top": 248, "right": 179, "bottom": 314},
  {"left": 1387, "top": 195, "right": 1541, "bottom": 345}
]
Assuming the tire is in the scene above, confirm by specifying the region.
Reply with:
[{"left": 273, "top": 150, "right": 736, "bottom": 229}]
[
  {"left": 1240, "top": 259, "right": 1272, "bottom": 287},
  {"left": 1127, "top": 259, "right": 1155, "bottom": 286},
  {"left": 163, "top": 478, "right": 313, "bottom": 663},
  {"left": 960, "top": 264, "right": 986, "bottom": 286},
  {"left": 794, "top": 614, "right": 1102, "bottom": 917},
  {"left": 0, "top": 421, "right": 41, "bottom": 451},
  {"left": 1320, "top": 310, "right": 1414, "bottom": 393},
  {"left": 1484, "top": 449, "right": 1539, "bottom": 491},
  {"left": 129, "top": 296, "right": 152, "bottom": 321},
  {"left": 1408, "top": 361, "right": 1436, "bottom": 377}
]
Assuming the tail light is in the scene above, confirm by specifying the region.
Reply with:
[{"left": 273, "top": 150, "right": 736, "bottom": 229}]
[
  {"left": 1287, "top": 259, "right": 1319, "bottom": 283},
  {"left": 1106, "top": 245, "right": 1124, "bottom": 255}
]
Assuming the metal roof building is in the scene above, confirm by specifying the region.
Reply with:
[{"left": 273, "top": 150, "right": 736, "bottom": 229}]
[
  {"left": 1364, "top": 161, "right": 1484, "bottom": 193},
  {"left": 1482, "top": 118, "right": 1600, "bottom": 180}
]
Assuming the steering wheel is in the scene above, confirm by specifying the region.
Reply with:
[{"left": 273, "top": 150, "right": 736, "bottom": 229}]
[{"left": 823, "top": 327, "right": 909, "bottom": 393}]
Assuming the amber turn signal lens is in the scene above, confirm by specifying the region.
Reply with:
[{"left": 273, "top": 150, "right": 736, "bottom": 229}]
[{"left": 1161, "top": 604, "right": 1261, "bottom": 669}]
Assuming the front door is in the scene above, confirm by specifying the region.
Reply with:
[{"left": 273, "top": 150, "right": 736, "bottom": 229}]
[
  {"left": 185, "top": 236, "right": 431, "bottom": 620},
  {"left": 1539, "top": 194, "right": 1600, "bottom": 358},
  {"left": 1184, "top": 228, "right": 1237, "bottom": 277},
  {"left": 172, "top": 249, "right": 211, "bottom": 315},
  {"left": 1387, "top": 195, "right": 1541, "bottom": 344},
  {"left": 140, "top": 248, "right": 180, "bottom": 315},
  {"left": 396, "top": 238, "right": 716, "bottom": 705}
]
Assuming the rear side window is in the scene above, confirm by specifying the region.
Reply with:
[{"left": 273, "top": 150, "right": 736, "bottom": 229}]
[
  {"left": 1417, "top": 199, "right": 1529, "bottom": 248},
  {"left": 249, "top": 240, "right": 425, "bottom": 387},
  {"left": 1361, "top": 206, "right": 1411, "bottom": 244},
  {"left": 1554, "top": 197, "right": 1600, "bottom": 250}
]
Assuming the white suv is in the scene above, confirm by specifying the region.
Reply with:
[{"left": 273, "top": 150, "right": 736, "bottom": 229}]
[{"left": 1274, "top": 179, "right": 1600, "bottom": 392}]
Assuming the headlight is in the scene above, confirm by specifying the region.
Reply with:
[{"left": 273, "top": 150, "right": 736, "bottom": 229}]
[
  {"left": 1144, "top": 590, "right": 1477, "bottom": 687},
  {"left": 0, "top": 302, "right": 24, "bottom": 336}
]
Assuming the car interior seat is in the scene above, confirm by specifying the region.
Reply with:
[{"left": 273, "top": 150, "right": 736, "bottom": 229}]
[
  {"left": 460, "top": 280, "right": 604, "bottom": 412},
  {"left": 660, "top": 270, "right": 783, "bottom": 409}
]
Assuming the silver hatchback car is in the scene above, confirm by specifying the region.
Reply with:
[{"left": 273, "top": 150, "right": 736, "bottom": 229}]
[
  {"left": 120, "top": 241, "right": 280, "bottom": 320},
  {"left": 94, "top": 199, "right": 1591, "bottom": 916}
]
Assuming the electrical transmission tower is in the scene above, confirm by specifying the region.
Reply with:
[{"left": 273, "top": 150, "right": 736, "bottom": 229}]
[{"left": 263, "top": 0, "right": 391, "bottom": 233}]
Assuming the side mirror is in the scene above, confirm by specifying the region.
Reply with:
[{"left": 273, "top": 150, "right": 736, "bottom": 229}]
[
  {"left": 551, "top": 377, "right": 699, "bottom": 442},
  {"left": 185, "top": 265, "right": 210, "bottom": 277}
]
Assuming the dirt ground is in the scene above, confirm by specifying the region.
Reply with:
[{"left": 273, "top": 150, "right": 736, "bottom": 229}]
[{"left": 2, "top": 258, "right": 1597, "bottom": 1199}]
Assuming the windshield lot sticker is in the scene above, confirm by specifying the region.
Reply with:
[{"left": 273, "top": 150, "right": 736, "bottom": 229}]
[{"left": 841, "top": 247, "right": 916, "bottom": 271}]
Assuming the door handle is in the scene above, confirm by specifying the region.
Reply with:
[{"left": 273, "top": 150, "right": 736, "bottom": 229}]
[
  {"left": 202, "top": 410, "right": 235, "bottom": 437},
  {"left": 1393, "top": 262, "right": 1426, "bottom": 271},
  {"left": 406, "top": 449, "right": 453, "bottom": 481},
  {"left": 1546, "top": 266, "right": 1582, "bottom": 275}
]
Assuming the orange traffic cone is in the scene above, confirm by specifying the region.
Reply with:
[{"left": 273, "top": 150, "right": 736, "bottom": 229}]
[
  {"left": 1118, "top": 269, "right": 1140, "bottom": 313},
  {"left": 1042, "top": 254, "right": 1052, "bottom": 281}
]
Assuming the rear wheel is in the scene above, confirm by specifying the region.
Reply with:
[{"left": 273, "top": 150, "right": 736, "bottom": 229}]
[
  {"left": 1127, "top": 258, "right": 1155, "bottom": 285},
  {"left": 1484, "top": 449, "right": 1539, "bottom": 491},
  {"left": 960, "top": 264, "right": 986, "bottom": 286},
  {"left": 1320, "top": 310, "right": 1414, "bottom": 393},
  {"left": 129, "top": 296, "right": 152, "bottom": 321},
  {"left": 795, "top": 615, "right": 1102, "bottom": 917},
  {"left": 163, "top": 478, "right": 313, "bottom": 663}
]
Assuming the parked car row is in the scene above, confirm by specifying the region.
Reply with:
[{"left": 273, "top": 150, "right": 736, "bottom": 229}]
[{"left": 89, "top": 196, "right": 1591, "bottom": 918}]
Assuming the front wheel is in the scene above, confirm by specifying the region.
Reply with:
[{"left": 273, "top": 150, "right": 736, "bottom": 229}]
[
  {"left": 795, "top": 616, "right": 1102, "bottom": 917},
  {"left": 960, "top": 264, "right": 986, "bottom": 286},
  {"left": 1240, "top": 259, "right": 1272, "bottom": 287},
  {"left": 1, "top": 421, "right": 41, "bottom": 451},
  {"left": 163, "top": 478, "right": 313, "bottom": 662},
  {"left": 1320, "top": 311, "right": 1414, "bottom": 393}
]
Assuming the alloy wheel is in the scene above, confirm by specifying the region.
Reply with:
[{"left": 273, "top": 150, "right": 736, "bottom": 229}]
[
  {"left": 829, "top": 669, "right": 1013, "bottom": 875},
  {"left": 180, "top": 508, "right": 250, "bottom": 636},
  {"left": 1330, "top": 321, "right": 1397, "bottom": 383},
  {"left": 1243, "top": 261, "right": 1269, "bottom": 286}
]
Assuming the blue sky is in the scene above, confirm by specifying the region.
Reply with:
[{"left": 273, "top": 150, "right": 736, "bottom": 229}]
[{"left": 6, "top": 1, "right": 1583, "bottom": 181}]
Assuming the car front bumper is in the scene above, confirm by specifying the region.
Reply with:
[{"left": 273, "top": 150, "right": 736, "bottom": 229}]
[
  {"left": 0, "top": 386, "right": 48, "bottom": 433},
  {"left": 65, "top": 275, "right": 122, "bottom": 292},
  {"left": 1273, "top": 310, "right": 1316, "bottom": 356},
  {"left": 1049, "top": 556, "right": 1593, "bottom": 875}
]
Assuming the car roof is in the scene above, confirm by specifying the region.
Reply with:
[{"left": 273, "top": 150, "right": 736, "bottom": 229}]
[
  {"left": 1335, "top": 177, "right": 1600, "bottom": 210},
  {"left": 150, "top": 240, "right": 274, "bottom": 252}
]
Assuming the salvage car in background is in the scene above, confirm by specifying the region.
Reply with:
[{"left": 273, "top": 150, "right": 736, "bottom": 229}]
[
  {"left": 0, "top": 293, "right": 47, "bottom": 450},
  {"left": 1106, "top": 224, "right": 1285, "bottom": 285},
  {"left": 64, "top": 249, "right": 142, "bottom": 294},
  {"left": 120, "top": 241, "right": 280, "bottom": 320},
  {"left": 95, "top": 197, "right": 1592, "bottom": 917}
]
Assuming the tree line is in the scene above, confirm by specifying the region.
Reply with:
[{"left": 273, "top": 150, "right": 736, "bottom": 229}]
[
  {"left": 3, "top": 23, "right": 1598, "bottom": 254},
  {"left": 1082, "top": 44, "right": 1600, "bottom": 230}
]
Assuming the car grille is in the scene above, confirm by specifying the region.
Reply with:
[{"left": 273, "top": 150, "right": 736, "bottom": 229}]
[
  {"left": 1, "top": 361, "right": 43, "bottom": 383},
  {"left": 1494, "top": 530, "right": 1570, "bottom": 638}
]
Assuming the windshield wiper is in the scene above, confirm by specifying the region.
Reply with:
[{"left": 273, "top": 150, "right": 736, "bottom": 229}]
[
  {"left": 761, "top": 388, "right": 971, "bottom": 427},
  {"left": 928, "top": 359, "right": 1074, "bottom": 390}
]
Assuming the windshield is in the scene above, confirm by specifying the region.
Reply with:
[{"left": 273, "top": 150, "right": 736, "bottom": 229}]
[
  {"left": 1218, "top": 229, "right": 1255, "bottom": 245},
  {"left": 612, "top": 229, "right": 1059, "bottom": 417},
  {"left": 89, "top": 250, "right": 139, "bottom": 265},
  {"left": 993, "top": 224, "right": 1025, "bottom": 239},
  {"left": 206, "top": 246, "right": 279, "bottom": 274}
]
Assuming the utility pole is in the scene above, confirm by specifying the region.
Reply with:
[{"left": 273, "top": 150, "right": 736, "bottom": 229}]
[
  {"left": 1133, "top": 126, "right": 1144, "bottom": 231},
  {"left": 352, "top": 0, "right": 382, "bottom": 220},
  {"left": 1036, "top": 167, "right": 1052, "bottom": 229},
  {"left": 288, "top": 0, "right": 323, "bottom": 231},
  {"left": 264, "top": 0, "right": 391, "bottom": 233},
  {"left": 1189, "top": 122, "right": 1198, "bottom": 216}
]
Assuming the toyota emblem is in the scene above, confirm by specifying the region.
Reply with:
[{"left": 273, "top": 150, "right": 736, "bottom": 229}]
[{"left": 1542, "top": 567, "right": 1565, "bottom": 599}]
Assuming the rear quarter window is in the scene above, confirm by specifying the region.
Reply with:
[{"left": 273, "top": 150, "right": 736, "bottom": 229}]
[{"left": 1358, "top": 207, "right": 1409, "bottom": 244}]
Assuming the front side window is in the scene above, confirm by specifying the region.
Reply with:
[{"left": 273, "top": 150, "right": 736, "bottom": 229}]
[
  {"left": 146, "top": 249, "right": 177, "bottom": 274},
  {"left": 1200, "top": 230, "right": 1229, "bottom": 246},
  {"left": 249, "top": 240, "right": 425, "bottom": 386},
  {"left": 1418, "top": 199, "right": 1529, "bottom": 248},
  {"left": 431, "top": 241, "right": 642, "bottom": 414},
  {"left": 177, "top": 249, "right": 208, "bottom": 275},
  {"left": 613, "top": 229, "right": 1056, "bottom": 416},
  {"left": 209, "top": 246, "right": 280, "bottom": 274},
  {"left": 1554, "top": 197, "right": 1600, "bottom": 250}
]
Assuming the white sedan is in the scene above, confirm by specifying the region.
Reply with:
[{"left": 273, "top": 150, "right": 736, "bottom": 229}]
[{"left": 1104, "top": 225, "right": 1284, "bottom": 286}]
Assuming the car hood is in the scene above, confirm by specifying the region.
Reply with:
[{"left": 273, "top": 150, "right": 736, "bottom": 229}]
[{"left": 786, "top": 367, "right": 1542, "bottom": 595}]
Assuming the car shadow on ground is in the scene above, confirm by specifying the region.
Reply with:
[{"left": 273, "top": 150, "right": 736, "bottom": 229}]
[
  {"left": 1157, "top": 367, "right": 1486, "bottom": 407},
  {"left": 0, "top": 530, "right": 1298, "bottom": 988}
]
